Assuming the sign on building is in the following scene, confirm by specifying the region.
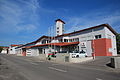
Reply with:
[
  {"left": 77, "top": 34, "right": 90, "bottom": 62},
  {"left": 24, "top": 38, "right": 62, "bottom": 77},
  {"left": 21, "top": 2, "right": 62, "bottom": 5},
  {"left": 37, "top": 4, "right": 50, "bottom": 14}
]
[{"left": 79, "top": 42, "right": 87, "bottom": 53}]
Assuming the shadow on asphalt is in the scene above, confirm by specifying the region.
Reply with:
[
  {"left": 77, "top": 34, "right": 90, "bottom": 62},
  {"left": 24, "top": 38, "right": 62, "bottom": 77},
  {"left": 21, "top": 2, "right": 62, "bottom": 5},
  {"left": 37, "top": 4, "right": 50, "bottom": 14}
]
[{"left": 106, "top": 63, "right": 114, "bottom": 68}]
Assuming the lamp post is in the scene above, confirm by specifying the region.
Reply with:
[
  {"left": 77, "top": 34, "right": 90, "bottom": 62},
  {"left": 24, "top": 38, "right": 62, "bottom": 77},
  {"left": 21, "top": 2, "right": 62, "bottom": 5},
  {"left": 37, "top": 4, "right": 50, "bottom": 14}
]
[{"left": 92, "top": 29, "right": 95, "bottom": 59}]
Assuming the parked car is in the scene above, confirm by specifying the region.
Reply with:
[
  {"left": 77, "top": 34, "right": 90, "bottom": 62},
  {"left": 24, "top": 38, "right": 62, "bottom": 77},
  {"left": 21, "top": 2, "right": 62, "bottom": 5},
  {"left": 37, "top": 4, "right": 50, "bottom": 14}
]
[{"left": 70, "top": 50, "right": 87, "bottom": 58}]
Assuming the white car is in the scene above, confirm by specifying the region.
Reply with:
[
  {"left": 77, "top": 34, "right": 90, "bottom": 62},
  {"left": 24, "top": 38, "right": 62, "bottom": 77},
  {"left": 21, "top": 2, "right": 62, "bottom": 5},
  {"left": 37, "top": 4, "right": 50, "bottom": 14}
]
[{"left": 70, "top": 50, "right": 87, "bottom": 58}]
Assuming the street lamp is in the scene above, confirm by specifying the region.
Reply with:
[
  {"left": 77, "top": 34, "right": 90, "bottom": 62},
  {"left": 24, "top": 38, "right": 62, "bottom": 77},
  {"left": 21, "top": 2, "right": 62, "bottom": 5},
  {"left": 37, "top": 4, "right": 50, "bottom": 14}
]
[{"left": 92, "top": 29, "right": 95, "bottom": 59}]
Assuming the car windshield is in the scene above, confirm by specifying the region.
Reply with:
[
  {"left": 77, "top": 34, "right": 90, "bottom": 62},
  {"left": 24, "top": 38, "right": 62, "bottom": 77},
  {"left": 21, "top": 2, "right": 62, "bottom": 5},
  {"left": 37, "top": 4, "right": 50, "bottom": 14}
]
[{"left": 80, "top": 50, "right": 86, "bottom": 54}]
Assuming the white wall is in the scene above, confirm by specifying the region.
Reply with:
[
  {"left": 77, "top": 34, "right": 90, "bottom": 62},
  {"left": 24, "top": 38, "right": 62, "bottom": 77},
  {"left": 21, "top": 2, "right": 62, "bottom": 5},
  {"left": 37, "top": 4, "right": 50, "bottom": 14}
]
[
  {"left": 26, "top": 49, "right": 39, "bottom": 56},
  {"left": 56, "top": 21, "right": 64, "bottom": 35},
  {"left": 1, "top": 49, "right": 7, "bottom": 54},
  {"left": 15, "top": 48, "right": 22, "bottom": 56},
  {"left": 104, "top": 27, "right": 117, "bottom": 56},
  {"left": 68, "top": 27, "right": 106, "bottom": 40},
  {"left": 9, "top": 46, "right": 16, "bottom": 54}
]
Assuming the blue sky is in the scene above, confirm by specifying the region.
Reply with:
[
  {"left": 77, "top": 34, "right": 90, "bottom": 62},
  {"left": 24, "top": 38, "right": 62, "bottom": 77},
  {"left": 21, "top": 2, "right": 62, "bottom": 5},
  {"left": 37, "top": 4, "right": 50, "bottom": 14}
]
[{"left": 0, "top": 0, "right": 120, "bottom": 46}]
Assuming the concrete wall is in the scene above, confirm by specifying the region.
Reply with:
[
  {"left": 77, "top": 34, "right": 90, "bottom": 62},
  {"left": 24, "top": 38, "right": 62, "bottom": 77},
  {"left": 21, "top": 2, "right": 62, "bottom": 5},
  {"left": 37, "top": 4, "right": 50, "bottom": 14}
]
[
  {"left": 69, "top": 57, "right": 93, "bottom": 63},
  {"left": 55, "top": 53, "right": 93, "bottom": 63},
  {"left": 56, "top": 53, "right": 69, "bottom": 62},
  {"left": 111, "top": 57, "right": 120, "bottom": 68},
  {"left": 37, "top": 54, "right": 46, "bottom": 60}
]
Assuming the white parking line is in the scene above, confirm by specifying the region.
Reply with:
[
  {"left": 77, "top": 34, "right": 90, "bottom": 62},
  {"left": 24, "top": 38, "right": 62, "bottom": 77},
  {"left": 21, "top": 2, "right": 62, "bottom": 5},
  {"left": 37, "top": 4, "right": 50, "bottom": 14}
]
[{"left": 48, "top": 67, "right": 67, "bottom": 73}]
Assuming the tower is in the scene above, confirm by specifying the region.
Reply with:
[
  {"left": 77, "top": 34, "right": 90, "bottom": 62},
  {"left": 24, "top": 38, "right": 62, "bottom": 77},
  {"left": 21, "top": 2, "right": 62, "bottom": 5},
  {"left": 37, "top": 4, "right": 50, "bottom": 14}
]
[{"left": 55, "top": 19, "right": 65, "bottom": 36}]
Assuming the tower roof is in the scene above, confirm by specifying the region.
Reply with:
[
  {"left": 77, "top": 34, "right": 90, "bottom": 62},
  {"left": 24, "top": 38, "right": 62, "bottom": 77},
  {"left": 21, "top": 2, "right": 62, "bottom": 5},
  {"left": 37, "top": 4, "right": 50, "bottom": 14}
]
[{"left": 55, "top": 19, "right": 65, "bottom": 24}]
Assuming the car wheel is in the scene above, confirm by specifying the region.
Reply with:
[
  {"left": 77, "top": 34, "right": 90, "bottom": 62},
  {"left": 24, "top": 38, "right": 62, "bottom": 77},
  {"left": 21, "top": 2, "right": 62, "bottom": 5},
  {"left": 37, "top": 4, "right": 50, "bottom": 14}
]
[{"left": 76, "top": 55, "right": 79, "bottom": 58}]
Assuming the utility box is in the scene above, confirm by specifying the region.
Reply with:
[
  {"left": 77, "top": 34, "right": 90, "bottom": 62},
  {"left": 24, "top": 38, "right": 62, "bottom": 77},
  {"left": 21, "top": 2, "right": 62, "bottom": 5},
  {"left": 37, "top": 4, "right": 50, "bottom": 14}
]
[
  {"left": 56, "top": 53, "right": 69, "bottom": 62},
  {"left": 111, "top": 57, "right": 120, "bottom": 68},
  {"left": 65, "top": 56, "right": 69, "bottom": 62}
]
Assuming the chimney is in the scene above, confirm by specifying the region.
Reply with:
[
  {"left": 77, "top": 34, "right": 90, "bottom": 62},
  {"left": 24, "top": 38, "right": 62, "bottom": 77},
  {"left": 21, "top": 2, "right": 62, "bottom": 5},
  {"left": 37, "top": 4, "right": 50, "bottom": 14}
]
[{"left": 55, "top": 19, "right": 65, "bottom": 36}]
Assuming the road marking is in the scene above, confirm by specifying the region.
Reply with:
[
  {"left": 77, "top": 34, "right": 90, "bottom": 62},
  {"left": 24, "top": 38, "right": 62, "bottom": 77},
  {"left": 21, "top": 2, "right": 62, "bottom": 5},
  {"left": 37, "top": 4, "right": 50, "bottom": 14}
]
[
  {"left": 39, "top": 61, "right": 44, "bottom": 62},
  {"left": 96, "top": 78, "right": 103, "bottom": 80},
  {"left": 30, "top": 62, "right": 38, "bottom": 65},
  {"left": 48, "top": 67, "right": 67, "bottom": 73},
  {"left": 52, "top": 64, "right": 60, "bottom": 66}
]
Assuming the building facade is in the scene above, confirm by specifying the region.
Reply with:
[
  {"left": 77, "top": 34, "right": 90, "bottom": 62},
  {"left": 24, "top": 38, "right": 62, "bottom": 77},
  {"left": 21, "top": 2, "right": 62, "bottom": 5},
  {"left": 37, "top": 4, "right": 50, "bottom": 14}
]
[
  {"left": 9, "top": 45, "right": 21, "bottom": 54},
  {"left": 15, "top": 19, "right": 117, "bottom": 57}
]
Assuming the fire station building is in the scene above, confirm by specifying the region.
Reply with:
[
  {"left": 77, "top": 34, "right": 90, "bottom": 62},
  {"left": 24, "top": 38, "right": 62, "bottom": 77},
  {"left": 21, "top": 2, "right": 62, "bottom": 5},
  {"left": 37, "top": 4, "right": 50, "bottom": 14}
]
[{"left": 15, "top": 19, "right": 117, "bottom": 56}]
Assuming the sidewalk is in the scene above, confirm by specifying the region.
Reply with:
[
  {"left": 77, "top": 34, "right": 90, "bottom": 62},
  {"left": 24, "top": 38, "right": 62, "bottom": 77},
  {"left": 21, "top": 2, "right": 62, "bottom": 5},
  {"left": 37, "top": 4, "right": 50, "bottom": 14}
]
[{"left": 45, "top": 56, "right": 120, "bottom": 73}]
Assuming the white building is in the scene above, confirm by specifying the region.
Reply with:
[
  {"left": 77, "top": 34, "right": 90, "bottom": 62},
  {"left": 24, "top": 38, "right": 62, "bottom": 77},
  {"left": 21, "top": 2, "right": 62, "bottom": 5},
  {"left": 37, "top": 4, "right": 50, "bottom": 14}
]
[
  {"left": 15, "top": 19, "right": 117, "bottom": 57},
  {"left": 1, "top": 47, "right": 9, "bottom": 54},
  {"left": 9, "top": 45, "right": 21, "bottom": 54}
]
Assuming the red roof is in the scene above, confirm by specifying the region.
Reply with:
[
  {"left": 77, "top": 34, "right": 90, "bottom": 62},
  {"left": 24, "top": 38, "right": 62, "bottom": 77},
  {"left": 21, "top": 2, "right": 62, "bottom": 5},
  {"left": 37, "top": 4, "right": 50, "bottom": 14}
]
[
  {"left": 25, "top": 42, "right": 79, "bottom": 48},
  {"left": 1, "top": 47, "right": 9, "bottom": 49},
  {"left": 11, "top": 44, "right": 20, "bottom": 47}
]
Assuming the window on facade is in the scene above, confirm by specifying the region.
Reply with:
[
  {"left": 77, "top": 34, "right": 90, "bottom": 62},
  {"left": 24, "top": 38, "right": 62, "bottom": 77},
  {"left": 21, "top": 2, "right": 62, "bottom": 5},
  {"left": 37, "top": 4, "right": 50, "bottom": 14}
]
[
  {"left": 64, "top": 39, "right": 68, "bottom": 42},
  {"left": 95, "top": 35, "right": 101, "bottom": 39},
  {"left": 57, "top": 31, "right": 59, "bottom": 33},
  {"left": 69, "top": 39, "right": 72, "bottom": 42},
  {"left": 75, "top": 38, "right": 79, "bottom": 42},
  {"left": 42, "top": 40, "right": 46, "bottom": 44},
  {"left": 59, "top": 39, "right": 63, "bottom": 42},
  {"left": 57, "top": 27, "right": 59, "bottom": 29},
  {"left": 46, "top": 40, "right": 49, "bottom": 43},
  {"left": 49, "top": 41, "right": 51, "bottom": 43}
]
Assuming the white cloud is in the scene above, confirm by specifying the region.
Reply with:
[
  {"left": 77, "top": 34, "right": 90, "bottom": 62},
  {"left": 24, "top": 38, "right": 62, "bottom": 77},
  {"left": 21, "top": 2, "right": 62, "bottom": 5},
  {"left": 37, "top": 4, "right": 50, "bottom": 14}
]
[
  {"left": 0, "top": 0, "right": 42, "bottom": 34},
  {"left": 66, "top": 10, "right": 120, "bottom": 33},
  {"left": 16, "top": 24, "right": 37, "bottom": 32}
]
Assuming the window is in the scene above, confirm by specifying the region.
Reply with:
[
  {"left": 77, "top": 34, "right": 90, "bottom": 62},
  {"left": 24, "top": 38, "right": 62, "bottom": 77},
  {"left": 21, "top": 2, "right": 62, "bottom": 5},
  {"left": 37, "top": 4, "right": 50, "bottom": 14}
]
[
  {"left": 75, "top": 38, "right": 79, "bottom": 42},
  {"left": 64, "top": 39, "right": 68, "bottom": 42},
  {"left": 57, "top": 27, "right": 59, "bottom": 29},
  {"left": 59, "top": 39, "right": 63, "bottom": 42},
  {"left": 42, "top": 40, "right": 46, "bottom": 44},
  {"left": 95, "top": 35, "right": 101, "bottom": 39},
  {"left": 69, "top": 39, "right": 72, "bottom": 42},
  {"left": 57, "top": 31, "right": 59, "bottom": 33}
]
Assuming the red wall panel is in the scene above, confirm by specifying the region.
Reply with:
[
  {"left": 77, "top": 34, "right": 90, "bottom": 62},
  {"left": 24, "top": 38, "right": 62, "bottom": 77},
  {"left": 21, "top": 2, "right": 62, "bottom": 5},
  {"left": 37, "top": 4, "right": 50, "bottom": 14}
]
[{"left": 92, "top": 38, "right": 112, "bottom": 56}]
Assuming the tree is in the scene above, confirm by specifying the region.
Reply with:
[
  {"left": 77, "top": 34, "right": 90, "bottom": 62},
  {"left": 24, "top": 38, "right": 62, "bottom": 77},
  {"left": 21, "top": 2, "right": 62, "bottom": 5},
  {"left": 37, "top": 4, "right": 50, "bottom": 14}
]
[
  {"left": 0, "top": 47, "right": 3, "bottom": 53},
  {"left": 116, "top": 34, "right": 120, "bottom": 54}
]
